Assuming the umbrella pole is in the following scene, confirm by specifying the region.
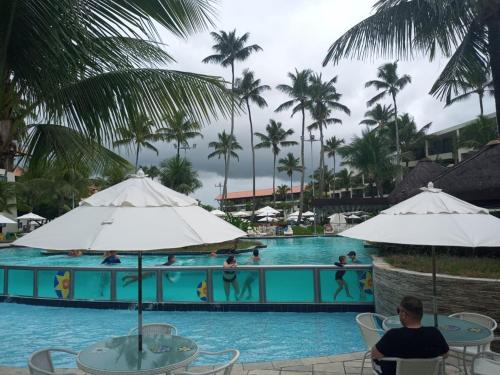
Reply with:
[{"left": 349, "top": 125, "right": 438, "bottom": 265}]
[
  {"left": 138, "top": 251, "right": 143, "bottom": 352},
  {"left": 432, "top": 246, "right": 438, "bottom": 327}
]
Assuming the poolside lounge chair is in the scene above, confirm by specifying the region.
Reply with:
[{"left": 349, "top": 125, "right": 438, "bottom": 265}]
[
  {"left": 355, "top": 313, "right": 386, "bottom": 374},
  {"left": 283, "top": 226, "right": 293, "bottom": 236},
  {"left": 471, "top": 337, "right": 500, "bottom": 375},
  {"left": 177, "top": 349, "right": 240, "bottom": 375},
  {"left": 323, "top": 224, "right": 334, "bottom": 234},
  {"left": 448, "top": 312, "right": 498, "bottom": 363},
  {"left": 28, "top": 348, "right": 78, "bottom": 375},
  {"left": 129, "top": 323, "right": 178, "bottom": 336},
  {"left": 378, "top": 357, "right": 444, "bottom": 375}
]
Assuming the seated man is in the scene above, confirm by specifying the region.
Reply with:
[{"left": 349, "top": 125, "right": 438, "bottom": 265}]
[{"left": 372, "top": 296, "right": 449, "bottom": 375}]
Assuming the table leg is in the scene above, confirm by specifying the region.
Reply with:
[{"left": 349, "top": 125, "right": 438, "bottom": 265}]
[{"left": 462, "top": 346, "right": 468, "bottom": 375}]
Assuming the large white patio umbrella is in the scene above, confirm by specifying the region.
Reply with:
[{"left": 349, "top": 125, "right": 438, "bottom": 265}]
[
  {"left": 340, "top": 182, "right": 500, "bottom": 326},
  {"left": 0, "top": 214, "right": 16, "bottom": 224},
  {"left": 302, "top": 211, "right": 315, "bottom": 217},
  {"left": 210, "top": 209, "right": 226, "bottom": 217},
  {"left": 14, "top": 170, "right": 246, "bottom": 350},
  {"left": 233, "top": 210, "right": 251, "bottom": 218},
  {"left": 255, "top": 206, "right": 279, "bottom": 216},
  {"left": 258, "top": 216, "right": 278, "bottom": 223},
  {"left": 17, "top": 212, "right": 46, "bottom": 221}
]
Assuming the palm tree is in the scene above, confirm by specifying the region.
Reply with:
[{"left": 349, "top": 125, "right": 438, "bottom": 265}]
[
  {"left": 254, "top": 120, "right": 297, "bottom": 205},
  {"left": 359, "top": 104, "right": 395, "bottom": 129},
  {"left": 365, "top": 62, "right": 411, "bottom": 179},
  {"left": 434, "top": 69, "right": 494, "bottom": 116},
  {"left": 322, "top": 0, "right": 500, "bottom": 135},
  {"left": 1, "top": 1, "right": 232, "bottom": 174},
  {"left": 159, "top": 111, "right": 203, "bottom": 158},
  {"left": 381, "top": 114, "right": 432, "bottom": 168},
  {"left": 306, "top": 73, "right": 350, "bottom": 197},
  {"left": 113, "top": 114, "right": 162, "bottom": 171},
  {"left": 335, "top": 169, "right": 353, "bottom": 197},
  {"left": 339, "top": 129, "right": 394, "bottom": 198},
  {"left": 276, "top": 185, "right": 289, "bottom": 202},
  {"left": 208, "top": 131, "right": 243, "bottom": 209},
  {"left": 159, "top": 157, "right": 202, "bottom": 194},
  {"left": 277, "top": 153, "right": 302, "bottom": 203},
  {"left": 140, "top": 165, "right": 161, "bottom": 179},
  {"left": 203, "top": 30, "right": 262, "bottom": 202},
  {"left": 0, "top": 181, "right": 16, "bottom": 214},
  {"left": 276, "top": 69, "right": 312, "bottom": 221},
  {"left": 458, "top": 115, "right": 498, "bottom": 150},
  {"left": 324, "top": 136, "right": 344, "bottom": 195},
  {"left": 234, "top": 69, "right": 270, "bottom": 214}
]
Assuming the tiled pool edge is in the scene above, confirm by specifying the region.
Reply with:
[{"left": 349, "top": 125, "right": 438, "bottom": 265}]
[
  {"left": 0, "top": 351, "right": 463, "bottom": 375},
  {"left": 0, "top": 297, "right": 375, "bottom": 313}
]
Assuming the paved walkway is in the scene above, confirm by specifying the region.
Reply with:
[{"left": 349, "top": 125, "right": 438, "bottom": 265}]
[{"left": 1, "top": 351, "right": 463, "bottom": 375}]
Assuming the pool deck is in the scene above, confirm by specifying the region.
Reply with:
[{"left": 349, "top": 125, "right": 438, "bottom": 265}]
[{"left": 0, "top": 351, "right": 462, "bottom": 374}]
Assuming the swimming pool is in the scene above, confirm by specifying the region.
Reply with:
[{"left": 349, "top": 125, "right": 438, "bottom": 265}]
[
  {"left": 0, "top": 236, "right": 371, "bottom": 266},
  {"left": 0, "top": 303, "right": 365, "bottom": 367}
]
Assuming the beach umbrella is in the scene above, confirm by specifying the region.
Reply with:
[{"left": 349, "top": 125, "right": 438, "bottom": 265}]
[
  {"left": 347, "top": 214, "right": 361, "bottom": 220},
  {"left": 17, "top": 212, "right": 46, "bottom": 221},
  {"left": 255, "top": 206, "right": 279, "bottom": 216},
  {"left": 302, "top": 211, "right": 315, "bottom": 217},
  {"left": 14, "top": 170, "right": 246, "bottom": 351},
  {"left": 0, "top": 214, "right": 16, "bottom": 224},
  {"left": 340, "top": 182, "right": 500, "bottom": 326},
  {"left": 233, "top": 211, "right": 251, "bottom": 218},
  {"left": 258, "top": 216, "right": 278, "bottom": 222},
  {"left": 210, "top": 209, "right": 226, "bottom": 217}
]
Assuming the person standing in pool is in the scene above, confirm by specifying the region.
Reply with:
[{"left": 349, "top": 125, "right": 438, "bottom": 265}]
[
  {"left": 239, "top": 249, "right": 261, "bottom": 300},
  {"left": 102, "top": 251, "right": 121, "bottom": 264},
  {"left": 333, "top": 255, "right": 352, "bottom": 300},
  {"left": 348, "top": 250, "right": 366, "bottom": 300},
  {"left": 222, "top": 255, "right": 239, "bottom": 301}
]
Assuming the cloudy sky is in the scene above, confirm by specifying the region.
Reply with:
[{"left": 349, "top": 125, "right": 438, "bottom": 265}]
[{"left": 128, "top": 0, "right": 494, "bottom": 206}]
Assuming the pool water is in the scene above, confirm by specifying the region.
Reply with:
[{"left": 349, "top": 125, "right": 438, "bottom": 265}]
[
  {"left": 0, "top": 303, "right": 365, "bottom": 367},
  {"left": 0, "top": 237, "right": 370, "bottom": 266}
]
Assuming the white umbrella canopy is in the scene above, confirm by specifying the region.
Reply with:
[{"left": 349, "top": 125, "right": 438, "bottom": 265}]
[
  {"left": 341, "top": 183, "right": 500, "bottom": 248},
  {"left": 17, "top": 212, "right": 46, "bottom": 221},
  {"left": 255, "top": 206, "right": 279, "bottom": 216},
  {"left": 233, "top": 211, "right": 251, "bottom": 218},
  {"left": 346, "top": 214, "right": 361, "bottom": 220},
  {"left": 258, "top": 216, "right": 278, "bottom": 223},
  {"left": 340, "top": 182, "right": 500, "bottom": 326},
  {"left": 15, "top": 172, "right": 245, "bottom": 251},
  {"left": 210, "top": 209, "right": 225, "bottom": 217},
  {"left": 302, "top": 211, "right": 315, "bottom": 217},
  {"left": 0, "top": 214, "right": 16, "bottom": 224}
]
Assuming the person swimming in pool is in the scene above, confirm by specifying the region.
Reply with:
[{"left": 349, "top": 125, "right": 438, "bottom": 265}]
[
  {"left": 348, "top": 250, "right": 366, "bottom": 300},
  {"left": 333, "top": 255, "right": 352, "bottom": 300},
  {"left": 122, "top": 255, "right": 177, "bottom": 287},
  {"left": 101, "top": 251, "right": 121, "bottom": 264},
  {"left": 239, "top": 249, "right": 261, "bottom": 300},
  {"left": 223, "top": 255, "right": 239, "bottom": 301}
]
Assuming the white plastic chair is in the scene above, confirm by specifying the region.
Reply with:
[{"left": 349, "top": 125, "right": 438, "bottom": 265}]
[
  {"left": 379, "top": 357, "right": 444, "bottom": 375},
  {"left": 472, "top": 337, "right": 500, "bottom": 375},
  {"left": 355, "top": 313, "right": 386, "bottom": 374},
  {"left": 129, "top": 323, "right": 178, "bottom": 336},
  {"left": 28, "top": 348, "right": 78, "bottom": 375},
  {"left": 176, "top": 349, "right": 240, "bottom": 375}
]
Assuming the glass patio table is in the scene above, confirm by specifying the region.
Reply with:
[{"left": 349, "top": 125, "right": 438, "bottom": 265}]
[
  {"left": 77, "top": 334, "right": 198, "bottom": 375},
  {"left": 383, "top": 314, "right": 493, "bottom": 347}
]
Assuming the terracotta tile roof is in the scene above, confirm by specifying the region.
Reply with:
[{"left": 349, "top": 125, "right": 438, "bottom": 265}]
[{"left": 216, "top": 186, "right": 302, "bottom": 200}]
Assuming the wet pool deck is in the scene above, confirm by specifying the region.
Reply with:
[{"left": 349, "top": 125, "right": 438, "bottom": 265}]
[{"left": 0, "top": 351, "right": 463, "bottom": 375}]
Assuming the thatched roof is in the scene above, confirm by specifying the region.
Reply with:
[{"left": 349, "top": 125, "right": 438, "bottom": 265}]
[
  {"left": 434, "top": 140, "right": 500, "bottom": 203},
  {"left": 389, "top": 159, "right": 447, "bottom": 204}
]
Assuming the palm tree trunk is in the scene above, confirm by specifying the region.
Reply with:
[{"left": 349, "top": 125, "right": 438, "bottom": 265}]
[
  {"left": 332, "top": 153, "right": 336, "bottom": 198},
  {"left": 319, "top": 124, "right": 325, "bottom": 198},
  {"left": 290, "top": 174, "right": 293, "bottom": 204},
  {"left": 177, "top": 140, "right": 181, "bottom": 158},
  {"left": 487, "top": 17, "right": 500, "bottom": 136},
  {"left": 246, "top": 100, "right": 256, "bottom": 216},
  {"left": 0, "top": 119, "right": 13, "bottom": 171},
  {"left": 135, "top": 143, "right": 140, "bottom": 172},
  {"left": 272, "top": 153, "right": 277, "bottom": 206},
  {"left": 223, "top": 62, "right": 236, "bottom": 203},
  {"left": 298, "top": 105, "right": 306, "bottom": 222},
  {"left": 392, "top": 94, "right": 402, "bottom": 181},
  {"left": 223, "top": 154, "right": 228, "bottom": 210},
  {"left": 478, "top": 92, "right": 484, "bottom": 117}
]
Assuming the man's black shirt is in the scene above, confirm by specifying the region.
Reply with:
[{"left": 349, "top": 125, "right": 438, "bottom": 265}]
[{"left": 374, "top": 326, "right": 449, "bottom": 375}]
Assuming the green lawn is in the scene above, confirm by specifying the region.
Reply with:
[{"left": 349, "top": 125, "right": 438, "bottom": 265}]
[
  {"left": 291, "top": 225, "right": 324, "bottom": 235},
  {"left": 384, "top": 254, "right": 500, "bottom": 279}
]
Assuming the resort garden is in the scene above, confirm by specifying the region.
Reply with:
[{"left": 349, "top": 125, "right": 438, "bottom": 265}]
[{"left": 0, "top": 1, "right": 500, "bottom": 374}]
